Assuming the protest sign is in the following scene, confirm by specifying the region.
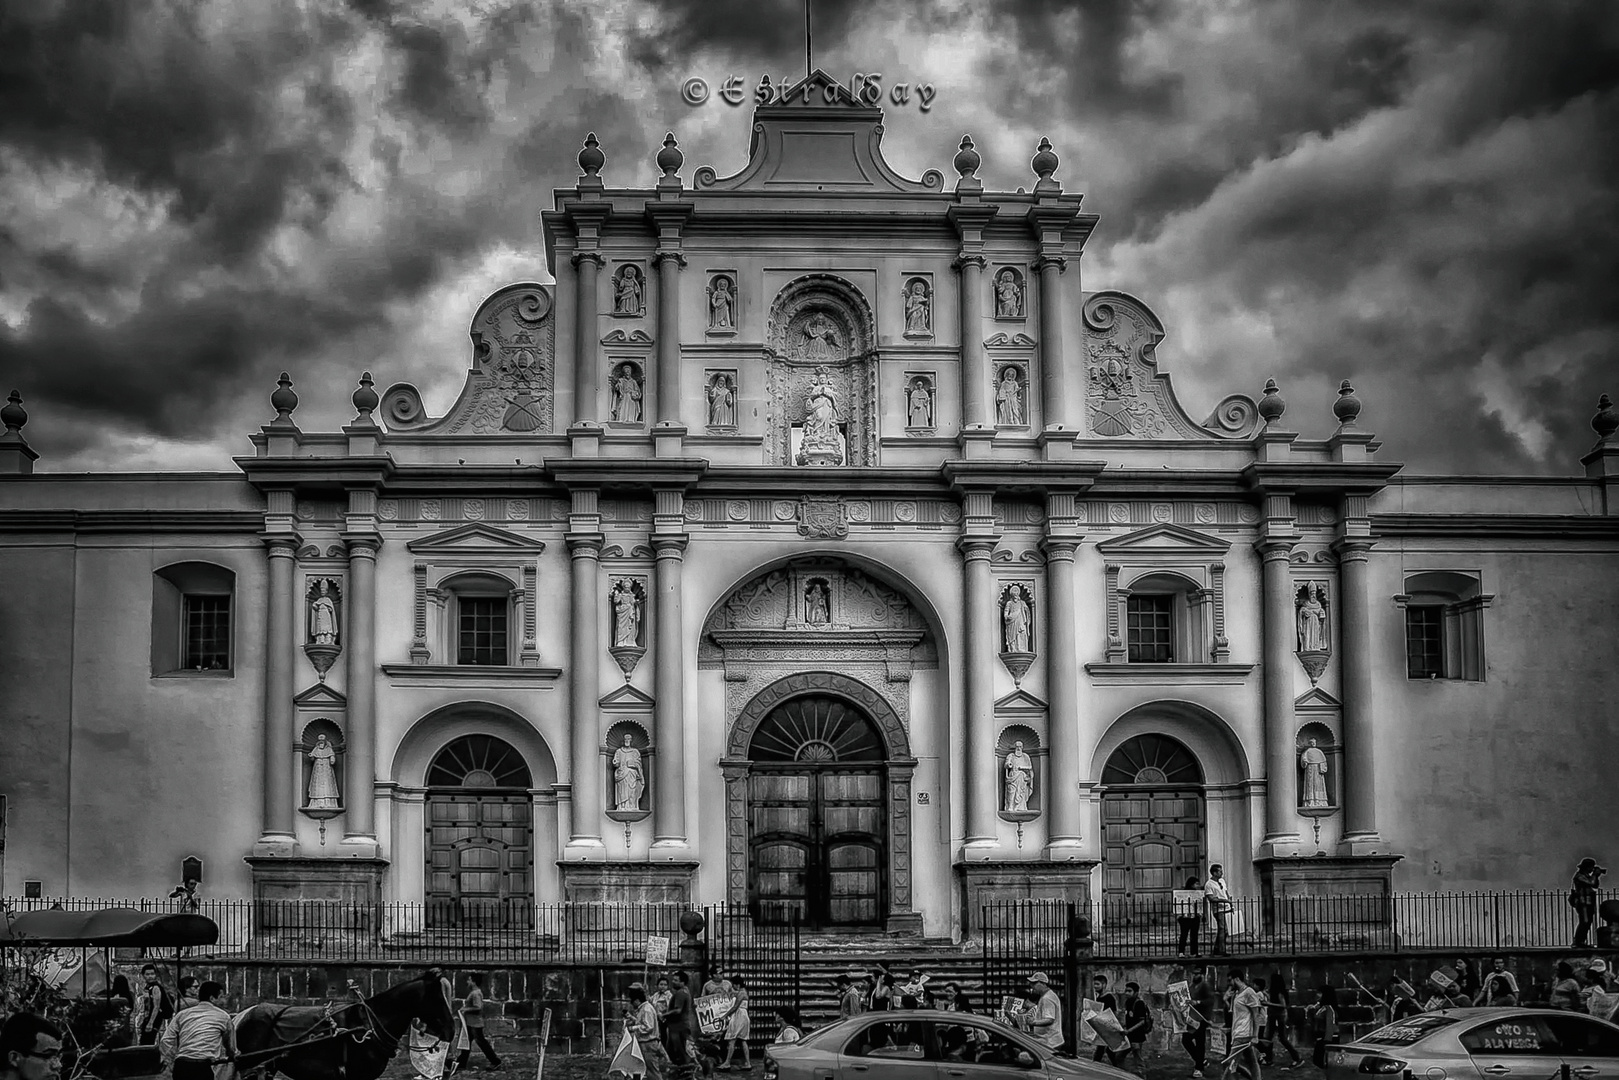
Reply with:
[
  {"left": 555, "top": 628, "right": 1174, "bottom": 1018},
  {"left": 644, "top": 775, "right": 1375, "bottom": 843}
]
[
  {"left": 1166, "top": 981, "right": 1192, "bottom": 1035},
  {"left": 645, "top": 936, "right": 669, "bottom": 966},
  {"left": 695, "top": 994, "right": 730, "bottom": 1037}
]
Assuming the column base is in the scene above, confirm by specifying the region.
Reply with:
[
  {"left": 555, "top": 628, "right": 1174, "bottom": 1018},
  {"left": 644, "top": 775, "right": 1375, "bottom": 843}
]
[
  {"left": 956, "top": 859, "right": 1097, "bottom": 938},
  {"left": 561, "top": 838, "right": 608, "bottom": 862},
  {"left": 1044, "top": 838, "right": 1088, "bottom": 862},
  {"left": 558, "top": 860, "right": 698, "bottom": 906},
  {"left": 1259, "top": 833, "right": 1304, "bottom": 859},
  {"left": 336, "top": 834, "right": 381, "bottom": 859},
  {"left": 886, "top": 911, "right": 924, "bottom": 936},
  {"left": 961, "top": 837, "right": 1002, "bottom": 861},
  {"left": 1255, "top": 852, "right": 1403, "bottom": 949},
  {"left": 245, "top": 855, "right": 388, "bottom": 905},
  {"left": 649, "top": 838, "right": 694, "bottom": 860},
  {"left": 1337, "top": 831, "right": 1391, "bottom": 857},
  {"left": 250, "top": 833, "right": 300, "bottom": 859}
]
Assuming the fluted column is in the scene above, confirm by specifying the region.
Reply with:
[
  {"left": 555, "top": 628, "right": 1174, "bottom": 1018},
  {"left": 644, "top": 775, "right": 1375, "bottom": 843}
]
[
  {"left": 651, "top": 531, "right": 689, "bottom": 847},
  {"left": 653, "top": 252, "right": 685, "bottom": 425},
  {"left": 1035, "top": 255, "right": 1067, "bottom": 429},
  {"left": 1259, "top": 539, "right": 1300, "bottom": 852},
  {"left": 1041, "top": 534, "right": 1083, "bottom": 856},
  {"left": 957, "top": 255, "right": 988, "bottom": 428},
  {"left": 343, "top": 536, "right": 379, "bottom": 842},
  {"left": 566, "top": 529, "right": 605, "bottom": 849},
  {"left": 960, "top": 536, "right": 999, "bottom": 848},
  {"left": 1335, "top": 538, "right": 1382, "bottom": 849},
  {"left": 256, "top": 536, "right": 299, "bottom": 853},
  {"left": 572, "top": 251, "right": 604, "bottom": 426}
]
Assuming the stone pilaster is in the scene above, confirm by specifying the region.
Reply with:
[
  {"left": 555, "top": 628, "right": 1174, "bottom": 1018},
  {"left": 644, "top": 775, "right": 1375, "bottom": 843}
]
[
  {"left": 565, "top": 497, "right": 606, "bottom": 854},
  {"left": 959, "top": 488, "right": 1001, "bottom": 852},
  {"left": 1040, "top": 513, "right": 1083, "bottom": 858},
  {"left": 652, "top": 250, "right": 686, "bottom": 428},
  {"left": 1334, "top": 533, "right": 1384, "bottom": 853},
  {"left": 651, "top": 520, "right": 689, "bottom": 851},
  {"left": 571, "top": 250, "right": 604, "bottom": 428},
  {"left": 949, "top": 201, "right": 998, "bottom": 450},
  {"left": 1034, "top": 253, "right": 1068, "bottom": 430},
  {"left": 1258, "top": 533, "right": 1300, "bottom": 856},
  {"left": 254, "top": 522, "right": 300, "bottom": 857},
  {"left": 340, "top": 523, "right": 380, "bottom": 854}
]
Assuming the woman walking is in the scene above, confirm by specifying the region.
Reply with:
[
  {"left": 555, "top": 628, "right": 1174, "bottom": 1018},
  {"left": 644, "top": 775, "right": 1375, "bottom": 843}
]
[
  {"left": 1264, "top": 974, "right": 1302, "bottom": 1069},
  {"left": 1307, "top": 986, "right": 1338, "bottom": 1072},
  {"left": 1572, "top": 859, "right": 1606, "bottom": 948},
  {"left": 718, "top": 976, "right": 751, "bottom": 1072}
]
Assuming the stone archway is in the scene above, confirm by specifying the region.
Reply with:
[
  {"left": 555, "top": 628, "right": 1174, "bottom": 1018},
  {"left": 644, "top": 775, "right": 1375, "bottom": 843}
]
[{"left": 721, "top": 671, "right": 919, "bottom": 934}]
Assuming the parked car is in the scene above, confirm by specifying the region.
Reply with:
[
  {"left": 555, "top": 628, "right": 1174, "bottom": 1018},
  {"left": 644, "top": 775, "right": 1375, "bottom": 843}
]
[
  {"left": 762, "top": 1009, "right": 1139, "bottom": 1080},
  {"left": 1325, "top": 1007, "right": 1619, "bottom": 1080}
]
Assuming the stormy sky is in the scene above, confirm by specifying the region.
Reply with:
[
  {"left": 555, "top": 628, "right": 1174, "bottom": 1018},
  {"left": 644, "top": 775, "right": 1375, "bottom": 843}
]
[{"left": 2, "top": 0, "right": 1616, "bottom": 475}]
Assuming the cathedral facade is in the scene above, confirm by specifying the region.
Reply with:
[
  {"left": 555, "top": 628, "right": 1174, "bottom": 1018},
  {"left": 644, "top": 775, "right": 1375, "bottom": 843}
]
[{"left": 4, "top": 74, "right": 1618, "bottom": 939}]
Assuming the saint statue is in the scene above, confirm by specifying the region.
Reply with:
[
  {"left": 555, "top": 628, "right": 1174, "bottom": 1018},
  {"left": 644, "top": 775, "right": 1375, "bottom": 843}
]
[
  {"left": 1004, "top": 741, "right": 1034, "bottom": 813},
  {"left": 1297, "top": 585, "right": 1328, "bottom": 653},
  {"left": 800, "top": 370, "right": 842, "bottom": 462},
  {"left": 309, "top": 580, "right": 338, "bottom": 646},
  {"left": 615, "top": 265, "right": 642, "bottom": 314},
  {"left": 995, "top": 269, "right": 1023, "bottom": 318},
  {"left": 1002, "top": 586, "right": 1032, "bottom": 653},
  {"left": 905, "top": 280, "right": 930, "bottom": 334},
  {"left": 996, "top": 368, "right": 1024, "bottom": 426},
  {"left": 611, "top": 580, "right": 642, "bottom": 648},
  {"left": 708, "top": 276, "right": 734, "bottom": 330},
  {"left": 805, "top": 580, "right": 831, "bottom": 625},
  {"left": 801, "top": 314, "right": 842, "bottom": 362},
  {"left": 708, "top": 374, "right": 735, "bottom": 427},
  {"left": 305, "top": 734, "right": 341, "bottom": 811},
  {"left": 907, "top": 379, "right": 933, "bottom": 428},
  {"left": 1300, "top": 739, "right": 1330, "bottom": 808},
  {"left": 611, "top": 364, "right": 643, "bottom": 423},
  {"left": 612, "top": 734, "right": 645, "bottom": 811}
]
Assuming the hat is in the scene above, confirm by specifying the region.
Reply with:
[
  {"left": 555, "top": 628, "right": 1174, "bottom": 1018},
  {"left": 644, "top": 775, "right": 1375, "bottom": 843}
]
[
  {"left": 1028, "top": 972, "right": 1050, "bottom": 985},
  {"left": 1581, "top": 858, "right": 1599, "bottom": 869},
  {"left": 628, "top": 982, "right": 646, "bottom": 992},
  {"left": 1591, "top": 960, "right": 1609, "bottom": 974}
]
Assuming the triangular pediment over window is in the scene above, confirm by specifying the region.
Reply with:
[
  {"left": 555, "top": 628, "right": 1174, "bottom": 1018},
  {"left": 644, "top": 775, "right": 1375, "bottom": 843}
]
[
  {"left": 600, "top": 683, "right": 655, "bottom": 710},
  {"left": 294, "top": 683, "right": 347, "bottom": 708},
  {"left": 994, "top": 688, "right": 1048, "bottom": 713},
  {"left": 1095, "top": 523, "right": 1232, "bottom": 557},
  {"left": 405, "top": 522, "right": 547, "bottom": 555},
  {"left": 1294, "top": 686, "right": 1342, "bottom": 709}
]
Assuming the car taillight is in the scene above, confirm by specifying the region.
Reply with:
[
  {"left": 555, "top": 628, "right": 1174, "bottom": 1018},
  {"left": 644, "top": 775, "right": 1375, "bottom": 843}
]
[{"left": 1358, "top": 1055, "right": 1409, "bottom": 1074}]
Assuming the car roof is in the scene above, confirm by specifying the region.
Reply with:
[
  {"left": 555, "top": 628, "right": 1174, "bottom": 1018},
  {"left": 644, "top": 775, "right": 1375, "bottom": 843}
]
[{"left": 1346, "top": 1007, "right": 1619, "bottom": 1048}]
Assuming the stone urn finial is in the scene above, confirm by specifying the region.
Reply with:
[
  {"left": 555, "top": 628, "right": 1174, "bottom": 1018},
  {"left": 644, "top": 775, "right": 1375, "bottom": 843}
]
[
  {"left": 578, "top": 132, "right": 604, "bottom": 178},
  {"left": 1333, "top": 379, "right": 1362, "bottom": 427},
  {"left": 1258, "top": 378, "right": 1285, "bottom": 425},
  {"left": 1594, "top": 393, "right": 1618, "bottom": 441},
  {"left": 1031, "top": 137, "right": 1059, "bottom": 190},
  {"left": 352, "top": 371, "right": 379, "bottom": 424},
  {"left": 954, "top": 135, "right": 980, "bottom": 180},
  {"left": 1, "top": 390, "right": 27, "bottom": 435},
  {"left": 270, "top": 372, "right": 298, "bottom": 425},
  {"left": 656, "top": 132, "right": 683, "bottom": 177}
]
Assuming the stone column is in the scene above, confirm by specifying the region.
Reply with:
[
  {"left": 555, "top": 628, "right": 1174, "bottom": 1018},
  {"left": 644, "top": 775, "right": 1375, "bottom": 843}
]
[
  {"left": 1259, "top": 538, "right": 1300, "bottom": 853},
  {"left": 960, "top": 535, "right": 1000, "bottom": 849},
  {"left": 651, "top": 529, "right": 689, "bottom": 848},
  {"left": 653, "top": 252, "right": 685, "bottom": 426},
  {"left": 1041, "top": 533, "right": 1083, "bottom": 857},
  {"left": 1035, "top": 255, "right": 1067, "bottom": 429},
  {"left": 1335, "top": 538, "right": 1382, "bottom": 849},
  {"left": 342, "top": 535, "right": 379, "bottom": 844},
  {"left": 956, "top": 254, "right": 988, "bottom": 428},
  {"left": 256, "top": 536, "right": 299, "bottom": 854},
  {"left": 572, "top": 251, "right": 604, "bottom": 426},
  {"left": 566, "top": 528, "right": 605, "bottom": 849}
]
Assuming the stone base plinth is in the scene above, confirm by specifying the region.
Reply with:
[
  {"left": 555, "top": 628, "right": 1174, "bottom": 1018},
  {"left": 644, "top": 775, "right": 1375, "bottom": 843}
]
[
  {"left": 1256, "top": 853, "right": 1403, "bottom": 950},
  {"left": 956, "top": 859, "right": 1097, "bottom": 937},
  {"left": 246, "top": 855, "right": 388, "bottom": 905},
  {"left": 558, "top": 860, "right": 698, "bottom": 907}
]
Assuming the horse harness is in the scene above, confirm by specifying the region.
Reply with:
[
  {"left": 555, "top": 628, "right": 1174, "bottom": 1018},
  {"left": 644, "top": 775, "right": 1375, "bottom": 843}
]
[{"left": 238, "top": 996, "right": 403, "bottom": 1076}]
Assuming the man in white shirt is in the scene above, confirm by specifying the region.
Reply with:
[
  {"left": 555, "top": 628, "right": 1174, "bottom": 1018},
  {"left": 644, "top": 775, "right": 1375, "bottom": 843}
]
[
  {"left": 159, "top": 981, "right": 235, "bottom": 1080},
  {"left": 1205, "top": 864, "right": 1233, "bottom": 957},
  {"left": 1018, "top": 972, "right": 1065, "bottom": 1051},
  {"left": 1225, "top": 971, "right": 1264, "bottom": 1080}
]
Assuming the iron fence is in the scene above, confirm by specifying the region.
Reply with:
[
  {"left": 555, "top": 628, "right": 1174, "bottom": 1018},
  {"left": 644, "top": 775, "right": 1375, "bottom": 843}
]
[
  {"left": 981, "top": 900, "right": 1080, "bottom": 1051},
  {"left": 709, "top": 902, "right": 801, "bottom": 1048}
]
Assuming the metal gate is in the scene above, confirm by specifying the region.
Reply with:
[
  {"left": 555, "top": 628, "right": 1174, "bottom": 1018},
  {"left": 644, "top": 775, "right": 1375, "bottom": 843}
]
[
  {"left": 709, "top": 903, "right": 802, "bottom": 1051},
  {"left": 981, "top": 900, "right": 1084, "bottom": 1053}
]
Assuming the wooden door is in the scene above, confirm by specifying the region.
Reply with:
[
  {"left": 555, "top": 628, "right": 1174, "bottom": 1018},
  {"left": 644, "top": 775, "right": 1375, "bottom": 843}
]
[
  {"left": 748, "top": 767, "right": 885, "bottom": 929},
  {"left": 1100, "top": 789, "right": 1203, "bottom": 925},
  {"left": 426, "top": 793, "right": 533, "bottom": 929}
]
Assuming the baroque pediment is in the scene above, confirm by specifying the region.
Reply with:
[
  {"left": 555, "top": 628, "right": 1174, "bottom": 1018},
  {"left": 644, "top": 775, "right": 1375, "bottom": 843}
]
[
  {"left": 1295, "top": 687, "right": 1342, "bottom": 709},
  {"left": 405, "top": 522, "right": 547, "bottom": 555},
  {"left": 600, "top": 682, "right": 655, "bottom": 710},
  {"left": 294, "top": 683, "right": 347, "bottom": 708},
  {"left": 994, "top": 688, "right": 1047, "bottom": 713},
  {"left": 1095, "top": 523, "right": 1232, "bottom": 557}
]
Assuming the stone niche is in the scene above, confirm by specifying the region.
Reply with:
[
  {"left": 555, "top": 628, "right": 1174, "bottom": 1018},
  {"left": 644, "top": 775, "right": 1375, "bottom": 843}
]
[{"left": 763, "top": 274, "right": 879, "bottom": 466}]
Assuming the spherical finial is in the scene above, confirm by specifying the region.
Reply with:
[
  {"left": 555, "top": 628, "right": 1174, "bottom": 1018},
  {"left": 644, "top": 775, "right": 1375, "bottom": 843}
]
[
  {"left": 2, "top": 390, "right": 27, "bottom": 433},
  {"left": 1595, "top": 393, "right": 1619, "bottom": 440},
  {"left": 271, "top": 372, "right": 298, "bottom": 423},
  {"left": 353, "top": 371, "right": 379, "bottom": 421},
  {"left": 578, "top": 132, "right": 604, "bottom": 177},
  {"left": 1258, "top": 378, "right": 1286, "bottom": 424},
  {"left": 1031, "top": 137, "right": 1059, "bottom": 182},
  {"left": 656, "top": 132, "right": 683, "bottom": 177},
  {"left": 1333, "top": 379, "right": 1362, "bottom": 426},
  {"left": 954, "top": 135, "right": 980, "bottom": 179}
]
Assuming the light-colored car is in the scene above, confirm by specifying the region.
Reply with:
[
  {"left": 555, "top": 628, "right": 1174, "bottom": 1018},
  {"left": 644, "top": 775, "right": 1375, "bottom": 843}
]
[
  {"left": 1325, "top": 1007, "right": 1619, "bottom": 1080},
  {"left": 762, "top": 1009, "right": 1141, "bottom": 1080}
]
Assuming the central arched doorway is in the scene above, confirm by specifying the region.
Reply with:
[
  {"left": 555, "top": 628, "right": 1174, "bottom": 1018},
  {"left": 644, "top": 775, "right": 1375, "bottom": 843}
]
[
  {"left": 748, "top": 695, "right": 887, "bottom": 929},
  {"left": 1099, "top": 733, "right": 1206, "bottom": 928},
  {"left": 425, "top": 734, "right": 533, "bottom": 929}
]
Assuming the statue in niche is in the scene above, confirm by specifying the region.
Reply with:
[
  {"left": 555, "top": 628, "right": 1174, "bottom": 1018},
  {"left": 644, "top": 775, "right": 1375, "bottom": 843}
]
[
  {"left": 907, "top": 377, "right": 934, "bottom": 428},
  {"left": 305, "top": 733, "right": 341, "bottom": 811},
  {"left": 610, "top": 363, "right": 643, "bottom": 423},
  {"left": 904, "top": 279, "right": 931, "bottom": 335},
  {"left": 614, "top": 265, "right": 642, "bottom": 314},
  {"left": 708, "top": 373, "right": 736, "bottom": 427},
  {"left": 708, "top": 275, "right": 734, "bottom": 330},
  {"left": 1002, "top": 585, "right": 1032, "bottom": 653},
  {"left": 1004, "top": 741, "right": 1034, "bottom": 813},
  {"left": 805, "top": 580, "right": 831, "bottom": 625},
  {"left": 996, "top": 367, "right": 1025, "bottom": 426},
  {"left": 308, "top": 579, "right": 339, "bottom": 646},
  {"left": 800, "top": 313, "right": 842, "bottom": 363},
  {"left": 1296, "top": 584, "right": 1329, "bottom": 653},
  {"left": 1300, "top": 738, "right": 1330, "bottom": 808},
  {"left": 610, "top": 579, "right": 643, "bottom": 647},
  {"left": 798, "top": 368, "right": 844, "bottom": 464},
  {"left": 995, "top": 269, "right": 1024, "bottom": 318},
  {"left": 612, "top": 734, "right": 645, "bottom": 811}
]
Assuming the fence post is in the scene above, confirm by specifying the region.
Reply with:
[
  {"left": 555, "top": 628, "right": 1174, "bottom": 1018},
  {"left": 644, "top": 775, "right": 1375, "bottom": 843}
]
[{"left": 1064, "top": 901, "right": 1080, "bottom": 1056}]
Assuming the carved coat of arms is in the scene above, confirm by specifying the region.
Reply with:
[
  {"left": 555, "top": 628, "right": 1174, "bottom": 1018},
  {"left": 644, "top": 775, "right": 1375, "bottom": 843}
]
[{"left": 797, "top": 496, "right": 849, "bottom": 540}]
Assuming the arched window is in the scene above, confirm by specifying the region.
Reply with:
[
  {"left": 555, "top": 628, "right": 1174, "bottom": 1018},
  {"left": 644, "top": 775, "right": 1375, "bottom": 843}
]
[
  {"left": 1101, "top": 734, "right": 1204, "bottom": 786},
  {"left": 1397, "top": 571, "right": 1491, "bottom": 681},
  {"left": 152, "top": 562, "right": 235, "bottom": 676},
  {"left": 749, "top": 696, "right": 884, "bottom": 763},
  {"left": 427, "top": 735, "right": 532, "bottom": 789},
  {"left": 442, "top": 571, "right": 516, "bottom": 667},
  {"left": 1123, "top": 572, "right": 1209, "bottom": 664}
]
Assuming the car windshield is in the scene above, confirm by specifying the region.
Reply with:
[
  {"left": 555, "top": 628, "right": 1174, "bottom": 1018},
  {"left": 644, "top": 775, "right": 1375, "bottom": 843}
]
[{"left": 1360, "top": 1015, "right": 1465, "bottom": 1046}]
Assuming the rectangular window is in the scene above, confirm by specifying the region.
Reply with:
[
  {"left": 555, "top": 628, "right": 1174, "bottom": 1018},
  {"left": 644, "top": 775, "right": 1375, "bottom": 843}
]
[
  {"left": 457, "top": 598, "right": 509, "bottom": 666},
  {"left": 1127, "top": 594, "right": 1175, "bottom": 663},
  {"left": 1405, "top": 605, "right": 1445, "bottom": 678},
  {"left": 181, "top": 594, "right": 232, "bottom": 670}
]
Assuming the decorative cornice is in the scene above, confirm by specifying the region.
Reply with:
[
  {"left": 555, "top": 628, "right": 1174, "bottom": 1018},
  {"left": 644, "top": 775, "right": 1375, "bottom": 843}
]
[
  {"left": 1084, "top": 662, "right": 1256, "bottom": 684},
  {"left": 1241, "top": 461, "right": 1403, "bottom": 495},
  {"left": 380, "top": 664, "right": 563, "bottom": 687}
]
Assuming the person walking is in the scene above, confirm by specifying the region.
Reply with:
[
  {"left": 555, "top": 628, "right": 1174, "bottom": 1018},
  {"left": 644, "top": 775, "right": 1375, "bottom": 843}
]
[
  {"left": 661, "top": 971, "right": 696, "bottom": 1070},
  {"left": 176, "top": 977, "right": 201, "bottom": 1013},
  {"left": 1307, "top": 987, "right": 1338, "bottom": 1071},
  {"left": 718, "top": 975, "right": 751, "bottom": 1072},
  {"left": 1183, "top": 972, "right": 1214, "bottom": 1079},
  {"left": 1016, "top": 972, "right": 1065, "bottom": 1052},
  {"left": 1475, "top": 960, "right": 1519, "bottom": 1007},
  {"left": 1265, "top": 974, "right": 1302, "bottom": 1069},
  {"left": 622, "top": 983, "right": 669, "bottom": 1080},
  {"left": 1573, "top": 859, "right": 1607, "bottom": 948},
  {"left": 1116, "top": 981, "right": 1153, "bottom": 1071},
  {"left": 1206, "top": 865, "right": 1234, "bottom": 957},
  {"left": 1225, "top": 971, "right": 1264, "bottom": 1080},
  {"left": 454, "top": 974, "right": 501, "bottom": 1072},
  {"left": 839, "top": 972, "right": 867, "bottom": 1020},
  {"left": 158, "top": 981, "right": 235, "bottom": 1080},
  {"left": 1552, "top": 962, "right": 1584, "bottom": 1010},
  {"left": 1090, "top": 975, "right": 1119, "bottom": 1064},
  {"left": 1177, "top": 876, "right": 1204, "bottom": 956},
  {"left": 135, "top": 965, "right": 175, "bottom": 1047}
]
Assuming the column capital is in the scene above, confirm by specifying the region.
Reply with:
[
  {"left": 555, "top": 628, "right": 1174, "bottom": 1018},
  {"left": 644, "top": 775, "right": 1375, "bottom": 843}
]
[
  {"left": 652, "top": 533, "right": 690, "bottom": 556},
  {"left": 1331, "top": 536, "right": 1376, "bottom": 561},
  {"left": 1038, "top": 535, "right": 1082, "bottom": 560},
  {"left": 570, "top": 249, "right": 605, "bottom": 268},
  {"left": 339, "top": 532, "right": 383, "bottom": 556},
  {"left": 260, "top": 532, "right": 303, "bottom": 558},
  {"left": 952, "top": 252, "right": 987, "bottom": 271},
  {"left": 1033, "top": 255, "right": 1068, "bottom": 274},
  {"left": 565, "top": 531, "right": 606, "bottom": 554},
  {"left": 651, "top": 249, "right": 687, "bottom": 268},
  {"left": 1255, "top": 538, "right": 1297, "bottom": 562},
  {"left": 956, "top": 535, "right": 999, "bottom": 559}
]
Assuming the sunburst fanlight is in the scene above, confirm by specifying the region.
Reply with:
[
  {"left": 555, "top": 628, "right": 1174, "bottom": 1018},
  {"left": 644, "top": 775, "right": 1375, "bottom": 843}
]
[
  {"left": 1100, "top": 734, "right": 1203, "bottom": 786},
  {"left": 749, "top": 696, "right": 884, "bottom": 763},
  {"left": 427, "top": 734, "right": 533, "bottom": 788}
]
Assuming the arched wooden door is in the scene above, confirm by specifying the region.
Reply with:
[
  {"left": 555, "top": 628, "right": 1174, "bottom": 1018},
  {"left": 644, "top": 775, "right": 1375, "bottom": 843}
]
[
  {"left": 1100, "top": 734, "right": 1205, "bottom": 928},
  {"left": 747, "top": 695, "right": 887, "bottom": 929},
  {"left": 425, "top": 734, "right": 533, "bottom": 929}
]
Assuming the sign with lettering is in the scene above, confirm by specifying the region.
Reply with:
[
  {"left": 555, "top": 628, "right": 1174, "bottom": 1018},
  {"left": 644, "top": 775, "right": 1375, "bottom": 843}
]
[
  {"left": 645, "top": 936, "right": 669, "bottom": 966},
  {"left": 1460, "top": 1018, "right": 1555, "bottom": 1054},
  {"left": 695, "top": 994, "right": 730, "bottom": 1037}
]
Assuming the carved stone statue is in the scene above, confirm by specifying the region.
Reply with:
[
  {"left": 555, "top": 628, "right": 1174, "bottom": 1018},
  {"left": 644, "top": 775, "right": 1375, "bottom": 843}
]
[
  {"left": 610, "top": 580, "right": 642, "bottom": 648},
  {"left": 611, "top": 363, "right": 643, "bottom": 423},
  {"left": 708, "top": 373, "right": 735, "bottom": 427},
  {"left": 907, "top": 378, "right": 933, "bottom": 428},
  {"left": 612, "top": 734, "right": 645, "bottom": 811},
  {"left": 309, "top": 579, "right": 339, "bottom": 646},
  {"left": 1297, "top": 584, "right": 1328, "bottom": 653},
  {"left": 904, "top": 279, "right": 931, "bottom": 335},
  {"left": 995, "top": 269, "right": 1023, "bottom": 318},
  {"left": 1300, "top": 739, "right": 1330, "bottom": 808},
  {"left": 799, "top": 369, "right": 843, "bottom": 464},
  {"left": 805, "top": 580, "right": 831, "bottom": 625},
  {"left": 614, "top": 265, "right": 642, "bottom": 314},
  {"left": 1004, "top": 741, "right": 1034, "bottom": 813},
  {"left": 708, "top": 276, "right": 734, "bottom": 330},
  {"left": 1002, "top": 585, "right": 1032, "bottom": 653},
  {"left": 801, "top": 314, "right": 842, "bottom": 362},
  {"left": 305, "top": 733, "right": 341, "bottom": 811},
  {"left": 996, "top": 367, "right": 1024, "bottom": 426}
]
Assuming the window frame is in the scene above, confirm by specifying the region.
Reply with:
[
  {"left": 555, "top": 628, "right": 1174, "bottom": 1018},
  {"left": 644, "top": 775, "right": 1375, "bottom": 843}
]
[
  {"left": 181, "top": 592, "right": 233, "bottom": 672},
  {"left": 447, "top": 575, "right": 516, "bottom": 667},
  {"left": 1126, "top": 592, "right": 1176, "bottom": 663},
  {"left": 1395, "top": 571, "right": 1491, "bottom": 682},
  {"left": 151, "top": 561, "right": 236, "bottom": 678}
]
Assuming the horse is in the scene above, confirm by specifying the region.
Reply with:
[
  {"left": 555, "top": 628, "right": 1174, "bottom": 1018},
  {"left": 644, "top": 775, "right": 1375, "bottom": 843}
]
[{"left": 233, "top": 971, "right": 455, "bottom": 1080}]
